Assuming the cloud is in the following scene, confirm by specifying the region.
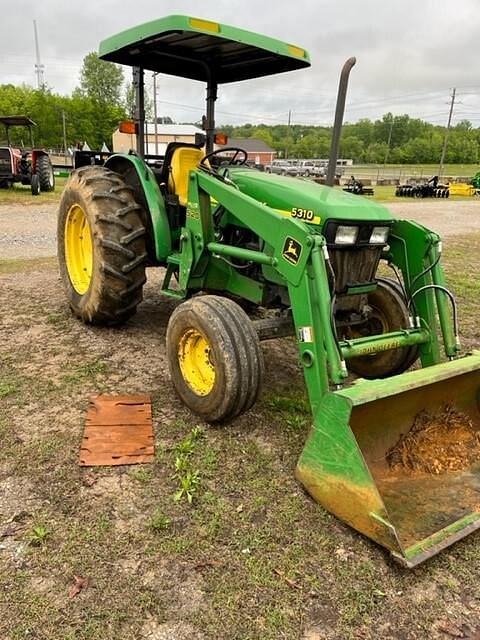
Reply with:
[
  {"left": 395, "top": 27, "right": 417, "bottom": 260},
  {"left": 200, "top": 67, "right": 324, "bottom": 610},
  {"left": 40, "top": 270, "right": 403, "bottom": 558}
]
[{"left": 1, "top": 0, "right": 478, "bottom": 125}]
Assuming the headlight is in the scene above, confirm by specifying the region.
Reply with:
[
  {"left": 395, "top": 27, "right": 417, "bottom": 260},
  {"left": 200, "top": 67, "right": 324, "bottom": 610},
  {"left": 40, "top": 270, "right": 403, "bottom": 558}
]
[
  {"left": 335, "top": 225, "right": 359, "bottom": 245},
  {"left": 370, "top": 226, "right": 390, "bottom": 244}
]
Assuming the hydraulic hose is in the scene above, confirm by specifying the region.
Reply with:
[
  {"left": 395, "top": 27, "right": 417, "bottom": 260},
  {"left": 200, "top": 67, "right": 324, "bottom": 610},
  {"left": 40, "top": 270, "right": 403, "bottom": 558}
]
[{"left": 408, "top": 284, "right": 459, "bottom": 345}]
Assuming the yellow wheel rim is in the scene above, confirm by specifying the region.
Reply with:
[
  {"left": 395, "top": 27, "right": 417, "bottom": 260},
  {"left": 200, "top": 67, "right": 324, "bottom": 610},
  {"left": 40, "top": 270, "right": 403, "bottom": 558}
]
[
  {"left": 64, "top": 203, "right": 93, "bottom": 295},
  {"left": 178, "top": 328, "right": 215, "bottom": 396}
]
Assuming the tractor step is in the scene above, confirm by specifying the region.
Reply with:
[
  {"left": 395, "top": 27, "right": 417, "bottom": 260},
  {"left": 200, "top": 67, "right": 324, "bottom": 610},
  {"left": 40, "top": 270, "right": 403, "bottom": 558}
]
[{"left": 161, "top": 258, "right": 186, "bottom": 299}]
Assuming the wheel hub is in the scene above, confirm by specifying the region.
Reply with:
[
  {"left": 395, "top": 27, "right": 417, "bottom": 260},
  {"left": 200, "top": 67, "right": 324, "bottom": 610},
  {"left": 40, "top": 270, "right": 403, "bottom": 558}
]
[
  {"left": 64, "top": 203, "right": 93, "bottom": 295},
  {"left": 178, "top": 328, "right": 215, "bottom": 396}
]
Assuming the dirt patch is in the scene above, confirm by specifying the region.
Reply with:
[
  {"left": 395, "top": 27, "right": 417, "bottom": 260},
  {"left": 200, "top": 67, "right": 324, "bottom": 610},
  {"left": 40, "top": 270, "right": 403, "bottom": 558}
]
[
  {"left": 142, "top": 619, "right": 205, "bottom": 640},
  {"left": 0, "top": 203, "right": 57, "bottom": 258},
  {"left": 387, "top": 406, "right": 480, "bottom": 474},
  {"left": 0, "top": 239, "right": 480, "bottom": 640}
]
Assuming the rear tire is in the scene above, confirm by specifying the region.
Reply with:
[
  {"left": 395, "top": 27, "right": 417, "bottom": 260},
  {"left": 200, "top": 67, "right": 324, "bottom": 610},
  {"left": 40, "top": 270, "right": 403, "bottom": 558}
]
[
  {"left": 347, "top": 278, "right": 419, "bottom": 379},
  {"left": 166, "top": 295, "right": 264, "bottom": 422},
  {"left": 37, "top": 155, "right": 55, "bottom": 192},
  {"left": 57, "top": 165, "right": 147, "bottom": 325}
]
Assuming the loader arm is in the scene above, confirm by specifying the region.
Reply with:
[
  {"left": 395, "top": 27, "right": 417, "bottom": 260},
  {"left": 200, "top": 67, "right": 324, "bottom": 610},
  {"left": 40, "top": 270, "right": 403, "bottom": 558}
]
[
  {"left": 172, "top": 171, "right": 435, "bottom": 394},
  {"left": 187, "top": 169, "right": 347, "bottom": 400},
  {"left": 174, "top": 170, "right": 480, "bottom": 568}
]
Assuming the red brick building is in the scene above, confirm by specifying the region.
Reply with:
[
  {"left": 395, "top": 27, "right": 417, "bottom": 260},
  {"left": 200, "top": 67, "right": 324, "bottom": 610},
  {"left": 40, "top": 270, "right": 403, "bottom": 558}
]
[{"left": 217, "top": 137, "right": 276, "bottom": 166}]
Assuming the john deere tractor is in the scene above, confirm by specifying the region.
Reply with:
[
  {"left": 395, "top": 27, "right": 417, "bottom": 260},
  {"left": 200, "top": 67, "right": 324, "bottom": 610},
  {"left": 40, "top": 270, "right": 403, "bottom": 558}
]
[{"left": 57, "top": 15, "right": 480, "bottom": 567}]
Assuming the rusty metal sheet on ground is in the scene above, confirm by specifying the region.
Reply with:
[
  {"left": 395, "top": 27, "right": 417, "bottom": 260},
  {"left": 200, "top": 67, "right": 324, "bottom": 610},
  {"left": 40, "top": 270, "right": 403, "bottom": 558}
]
[{"left": 80, "top": 395, "right": 154, "bottom": 466}]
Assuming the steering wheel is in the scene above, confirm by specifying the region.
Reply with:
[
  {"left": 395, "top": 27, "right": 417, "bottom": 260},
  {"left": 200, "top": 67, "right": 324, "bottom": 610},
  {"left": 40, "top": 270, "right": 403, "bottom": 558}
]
[{"left": 200, "top": 147, "right": 248, "bottom": 170}]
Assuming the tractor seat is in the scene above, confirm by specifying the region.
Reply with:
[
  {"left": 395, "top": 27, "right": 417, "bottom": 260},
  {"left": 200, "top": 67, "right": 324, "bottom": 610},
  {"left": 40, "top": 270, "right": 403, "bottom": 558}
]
[{"left": 160, "top": 142, "right": 205, "bottom": 206}]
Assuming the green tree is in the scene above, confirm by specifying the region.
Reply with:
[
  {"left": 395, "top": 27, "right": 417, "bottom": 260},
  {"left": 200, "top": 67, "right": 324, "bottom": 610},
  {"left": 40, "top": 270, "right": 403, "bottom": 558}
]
[{"left": 79, "top": 52, "right": 124, "bottom": 106}]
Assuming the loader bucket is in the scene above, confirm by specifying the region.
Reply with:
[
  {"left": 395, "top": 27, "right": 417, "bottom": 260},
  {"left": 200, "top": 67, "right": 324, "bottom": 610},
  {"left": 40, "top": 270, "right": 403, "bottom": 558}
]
[{"left": 296, "top": 352, "right": 480, "bottom": 567}]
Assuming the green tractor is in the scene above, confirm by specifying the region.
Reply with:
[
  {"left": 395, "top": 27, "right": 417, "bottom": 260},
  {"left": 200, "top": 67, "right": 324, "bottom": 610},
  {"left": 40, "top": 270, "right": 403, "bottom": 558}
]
[
  {"left": 57, "top": 15, "right": 480, "bottom": 567},
  {"left": 472, "top": 170, "right": 480, "bottom": 191}
]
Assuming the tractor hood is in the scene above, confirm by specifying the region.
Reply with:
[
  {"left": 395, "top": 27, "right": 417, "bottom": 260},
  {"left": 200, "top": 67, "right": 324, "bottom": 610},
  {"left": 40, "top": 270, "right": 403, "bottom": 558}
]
[{"left": 227, "top": 167, "right": 393, "bottom": 227}]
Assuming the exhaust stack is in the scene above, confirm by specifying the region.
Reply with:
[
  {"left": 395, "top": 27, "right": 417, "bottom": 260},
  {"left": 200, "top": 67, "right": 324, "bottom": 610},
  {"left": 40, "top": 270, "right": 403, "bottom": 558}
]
[{"left": 326, "top": 57, "right": 356, "bottom": 187}]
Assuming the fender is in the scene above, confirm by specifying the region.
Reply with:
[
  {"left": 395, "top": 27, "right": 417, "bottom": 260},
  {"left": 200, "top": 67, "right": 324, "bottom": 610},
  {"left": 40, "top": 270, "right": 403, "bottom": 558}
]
[
  {"left": 105, "top": 153, "right": 171, "bottom": 263},
  {"left": 30, "top": 148, "right": 49, "bottom": 173}
]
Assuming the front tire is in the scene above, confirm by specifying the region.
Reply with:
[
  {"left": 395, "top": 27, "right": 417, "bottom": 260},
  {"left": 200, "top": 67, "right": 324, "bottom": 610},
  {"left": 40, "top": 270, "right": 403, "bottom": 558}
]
[
  {"left": 346, "top": 278, "right": 419, "bottom": 379},
  {"left": 167, "top": 295, "right": 264, "bottom": 422},
  {"left": 57, "top": 165, "right": 147, "bottom": 325},
  {"left": 37, "top": 155, "right": 55, "bottom": 192},
  {"left": 31, "top": 174, "right": 40, "bottom": 195}
]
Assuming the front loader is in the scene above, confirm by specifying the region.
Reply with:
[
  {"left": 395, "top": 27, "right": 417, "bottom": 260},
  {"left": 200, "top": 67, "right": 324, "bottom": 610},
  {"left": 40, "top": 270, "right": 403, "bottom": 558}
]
[{"left": 57, "top": 15, "right": 480, "bottom": 568}]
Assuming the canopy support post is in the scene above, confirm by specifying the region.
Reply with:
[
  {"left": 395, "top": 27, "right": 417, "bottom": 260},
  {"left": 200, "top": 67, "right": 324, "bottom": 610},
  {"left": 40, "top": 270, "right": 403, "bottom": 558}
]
[
  {"left": 133, "top": 66, "right": 145, "bottom": 157},
  {"left": 205, "top": 77, "right": 217, "bottom": 154}
]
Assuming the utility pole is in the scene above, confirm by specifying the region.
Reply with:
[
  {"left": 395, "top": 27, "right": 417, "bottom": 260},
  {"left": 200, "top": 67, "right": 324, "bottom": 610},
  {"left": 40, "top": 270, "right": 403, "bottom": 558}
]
[
  {"left": 153, "top": 72, "right": 159, "bottom": 155},
  {"left": 62, "top": 111, "right": 67, "bottom": 158},
  {"left": 285, "top": 109, "right": 292, "bottom": 158},
  {"left": 33, "top": 20, "right": 45, "bottom": 89},
  {"left": 438, "top": 88, "right": 456, "bottom": 178},
  {"left": 383, "top": 116, "right": 394, "bottom": 168}
]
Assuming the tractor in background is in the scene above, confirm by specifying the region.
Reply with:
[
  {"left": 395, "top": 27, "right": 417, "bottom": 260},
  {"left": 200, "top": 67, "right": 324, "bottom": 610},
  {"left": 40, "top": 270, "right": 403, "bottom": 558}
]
[
  {"left": 470, "top": 170, "right": 480, "bottom": 194},
  {"left": 0, "top": 116, "right": 55, "bottom": 195}
]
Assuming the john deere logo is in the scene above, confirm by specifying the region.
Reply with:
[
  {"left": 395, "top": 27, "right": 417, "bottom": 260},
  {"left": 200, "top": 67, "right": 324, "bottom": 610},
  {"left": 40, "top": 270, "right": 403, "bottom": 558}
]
[{"left": 282, "top": 237, "right": 302, "bottom": 265}]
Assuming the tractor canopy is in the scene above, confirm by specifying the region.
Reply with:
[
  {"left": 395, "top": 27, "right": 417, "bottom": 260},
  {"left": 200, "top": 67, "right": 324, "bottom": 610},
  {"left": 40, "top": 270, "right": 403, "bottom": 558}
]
[
  {"left": 0, "top": 116, "right": 36, "bottom": 128},
  {"left": 0, "top": 116, "right": 36, "bottom": 148},
  {"left": 98, "top": 15, "right": 311, "bottom": 82}
]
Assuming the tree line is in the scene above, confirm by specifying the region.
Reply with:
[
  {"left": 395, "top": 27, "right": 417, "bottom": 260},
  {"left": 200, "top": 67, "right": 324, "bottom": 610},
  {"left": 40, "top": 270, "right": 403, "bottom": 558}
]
[
  {"left": 0, "top": 52, "right": 478, "bottom": 164},
  {"left": 0, "top": 53, "right": 129, "bottom": 151},
  {"left": 221, "top": 115, "right": 480, "bottom": 164}
]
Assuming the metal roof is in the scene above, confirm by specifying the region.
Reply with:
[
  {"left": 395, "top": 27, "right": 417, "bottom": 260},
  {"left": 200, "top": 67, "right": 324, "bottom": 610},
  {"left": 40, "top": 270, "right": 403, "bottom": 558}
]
[
  {"left": 218, "top": 137, "right": 275, "bottom": 153},
  {"left": 0, "top": 116, "right": 36, "bottom": 128},
  {"left": 99, "top": 15, "right": 310, "bottom": 84}
]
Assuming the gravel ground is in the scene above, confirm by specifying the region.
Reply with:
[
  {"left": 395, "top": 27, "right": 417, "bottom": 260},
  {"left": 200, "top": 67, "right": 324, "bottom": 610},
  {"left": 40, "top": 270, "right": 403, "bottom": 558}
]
[
  {"left": 0, "top": 200, "right": 479, "bottom": 260},
  {"left": 0, "top": 203, "right": 57, "bottom": 259}
]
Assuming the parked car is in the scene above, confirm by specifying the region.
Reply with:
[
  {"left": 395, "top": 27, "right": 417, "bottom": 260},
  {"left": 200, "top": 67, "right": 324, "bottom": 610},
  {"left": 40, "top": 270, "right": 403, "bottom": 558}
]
[
  {"left": 298, "top": 160, "right": 325, "bottom": 178},
  {"left": 264, "top": 159, "right": 298, "bottom": 176}
]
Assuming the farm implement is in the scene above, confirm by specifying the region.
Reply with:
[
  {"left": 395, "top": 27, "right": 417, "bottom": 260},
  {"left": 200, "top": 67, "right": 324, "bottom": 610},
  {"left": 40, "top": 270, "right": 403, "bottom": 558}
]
[
  {"left": 57, "top": 15, "right": 480, "bottom": 567},
  {"left": 343, "top": 175, "right": 374, "bottom": 196},
  {"left": 396, "top": 175, "right": 449, "bottom": 198}
]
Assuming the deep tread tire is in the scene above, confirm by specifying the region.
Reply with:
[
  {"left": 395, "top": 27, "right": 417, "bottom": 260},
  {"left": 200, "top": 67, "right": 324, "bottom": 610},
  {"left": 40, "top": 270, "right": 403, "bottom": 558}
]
[
  {"left": 37, "top": 155, "right": 55, "bottom": 192},
  {"left": 57, "top": 165, "right": 147, "bottom": 325},
  {"left": 31, "top": 174, "right": 40, "bottom": 195},
  {"left": 166, "top": 295, "right": 264, "bottom": 423},
  {"left": 347, "top": 277, "right": 419, "bottom": 379}
]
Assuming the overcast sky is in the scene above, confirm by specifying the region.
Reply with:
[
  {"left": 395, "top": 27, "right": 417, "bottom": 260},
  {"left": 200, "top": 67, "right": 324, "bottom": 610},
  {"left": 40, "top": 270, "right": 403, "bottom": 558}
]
[{"left": 1, "top": 0, "right": 479, "bottom": 127}]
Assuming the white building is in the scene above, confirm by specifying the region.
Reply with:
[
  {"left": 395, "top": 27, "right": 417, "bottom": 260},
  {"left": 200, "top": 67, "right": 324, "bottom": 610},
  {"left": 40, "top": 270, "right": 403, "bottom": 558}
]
[{"left": 112, "top": 123, "right": 204, "bottom": 155}]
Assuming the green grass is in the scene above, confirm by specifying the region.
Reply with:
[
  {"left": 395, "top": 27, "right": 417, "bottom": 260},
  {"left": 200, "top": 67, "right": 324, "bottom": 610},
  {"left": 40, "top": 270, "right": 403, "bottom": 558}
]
[
  {"left": 0, "top": 177, "right": 67, "bottom": 205},
  {"left": 0, "top": 256, "right": 57, "bottom": 274},
  {"left": 62, "top": 359, "right": 108, "bottom": 384}
]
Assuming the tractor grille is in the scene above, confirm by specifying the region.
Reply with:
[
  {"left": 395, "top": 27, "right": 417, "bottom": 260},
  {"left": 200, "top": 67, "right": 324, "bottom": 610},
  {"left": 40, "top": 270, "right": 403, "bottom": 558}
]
[
  {"left": 328, "top": 246, "right": 383, "bottom": 294},
  {"left": 0, "top": 148, "right": 12, "bottom": 173},
  {"left": 323, "top": 219, "right": 390, "bottom": 296}
]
